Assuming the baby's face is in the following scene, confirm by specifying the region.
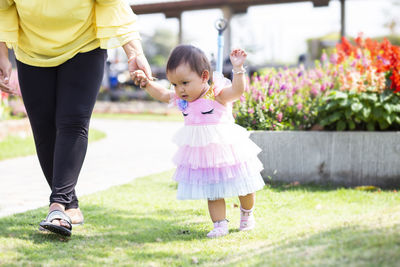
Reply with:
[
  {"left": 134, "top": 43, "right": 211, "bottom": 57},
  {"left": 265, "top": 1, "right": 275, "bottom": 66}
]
[{"left": 167, "top": 63, "right": 208, "bottom": 102}]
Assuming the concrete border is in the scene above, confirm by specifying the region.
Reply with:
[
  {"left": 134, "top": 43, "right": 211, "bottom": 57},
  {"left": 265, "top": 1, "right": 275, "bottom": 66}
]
[{"left": 250, "top": 131, "right": 400, "bottom": 188}]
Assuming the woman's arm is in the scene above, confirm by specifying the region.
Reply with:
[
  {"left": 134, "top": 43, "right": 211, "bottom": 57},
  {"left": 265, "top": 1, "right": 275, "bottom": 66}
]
[
  {"left": 216, "top": 49, "right": 247, "bottom": 105},
  {"left": 123, "top": 39, "right": 153, "bottom": 80}
]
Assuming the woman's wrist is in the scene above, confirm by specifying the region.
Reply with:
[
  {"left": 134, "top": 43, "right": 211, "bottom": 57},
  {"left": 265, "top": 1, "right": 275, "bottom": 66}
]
[
  {"left": 128, "top": 52, "right": 144, "bottom": 63},
  {"left": 0, "top": 42, "right": 9, "bottom": 58},
  {"left": 123, "top": 39, "right": 144, "bottom": 61}
]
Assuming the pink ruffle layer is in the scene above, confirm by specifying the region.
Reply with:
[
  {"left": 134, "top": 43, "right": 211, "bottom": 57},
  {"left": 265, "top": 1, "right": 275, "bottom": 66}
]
[
  {"left": 173, "top": 142, "right": 261, "bottom": 169},
  {"left": 173, "top": 161, "right": 264, "bottom": 185}
]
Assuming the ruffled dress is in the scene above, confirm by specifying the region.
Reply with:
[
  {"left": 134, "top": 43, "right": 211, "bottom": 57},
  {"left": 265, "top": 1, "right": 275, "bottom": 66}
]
[{"left": 171, "top": 73, "right": 265, "bottom": 200}]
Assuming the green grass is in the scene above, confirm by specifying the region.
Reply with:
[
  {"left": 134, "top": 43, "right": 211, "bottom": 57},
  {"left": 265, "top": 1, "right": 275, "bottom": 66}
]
[
  {"left": 0, "top": 129, "right": 106, "bottom": 161},
  {"left": 1, "top": 170, "right": 400, "bottom": 266},
  {"left": 93, "top": 112, "right": 183, "bottom": 122}
]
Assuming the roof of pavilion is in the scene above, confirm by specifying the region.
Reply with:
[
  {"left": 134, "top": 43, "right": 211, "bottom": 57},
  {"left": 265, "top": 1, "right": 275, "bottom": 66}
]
[{"left": 130, "top": 0, "right": 332, "bottom": 17}]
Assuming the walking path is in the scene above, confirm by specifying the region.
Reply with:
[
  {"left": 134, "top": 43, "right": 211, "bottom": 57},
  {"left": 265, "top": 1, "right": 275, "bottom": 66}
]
[{"left": 0, "top": 119, "right": 180, "bottom": 217}]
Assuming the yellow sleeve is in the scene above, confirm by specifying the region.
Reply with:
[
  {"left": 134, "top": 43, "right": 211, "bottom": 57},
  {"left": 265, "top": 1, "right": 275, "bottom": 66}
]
[
  {"left": 0, "top": 0, "right": 18, "bottom": 48},
  {"left": 95, "top": 0, "right": 141, "bottom": 49}
]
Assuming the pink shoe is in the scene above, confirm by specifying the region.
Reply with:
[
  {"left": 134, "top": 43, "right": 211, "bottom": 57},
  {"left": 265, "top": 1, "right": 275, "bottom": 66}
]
[
  {"left": 239, "top": 207, "right": 255, "bottom": 231},
  {"left": 207, "top": 219, "right": 229, "bottom": 238}
]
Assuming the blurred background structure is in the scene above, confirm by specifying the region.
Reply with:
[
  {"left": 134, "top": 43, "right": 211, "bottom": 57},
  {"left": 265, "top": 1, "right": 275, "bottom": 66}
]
[
  {"left": 7, "top": 0, "right": 400, "bottom": 101},
  {"left": 99, "top": 0, "right": 400, "bottom": 100}
]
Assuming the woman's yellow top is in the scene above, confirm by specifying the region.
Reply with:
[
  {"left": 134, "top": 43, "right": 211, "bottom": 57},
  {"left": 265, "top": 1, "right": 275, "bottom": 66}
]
[{"left": 0, "top": 0, "right": 140, "bottom": 67}]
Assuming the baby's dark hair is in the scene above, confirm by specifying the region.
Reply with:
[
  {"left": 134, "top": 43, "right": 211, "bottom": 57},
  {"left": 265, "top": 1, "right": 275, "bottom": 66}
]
[{"left": 166, "top": 45, "right": 211, "bottom": 79}]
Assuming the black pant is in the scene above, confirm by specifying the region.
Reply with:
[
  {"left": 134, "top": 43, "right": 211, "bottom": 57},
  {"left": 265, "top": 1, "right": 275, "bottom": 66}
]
[{"left": 17, "top": 48, "right": 107, "bottom": 209}]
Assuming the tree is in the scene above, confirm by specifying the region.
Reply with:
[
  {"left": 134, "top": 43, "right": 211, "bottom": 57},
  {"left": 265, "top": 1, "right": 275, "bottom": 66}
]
[
  {"left": 383, "top": 0, "right": 400, "bottom": 35},
  {"left": 142, "top": 28, "right": 178, "bottom": 67}
]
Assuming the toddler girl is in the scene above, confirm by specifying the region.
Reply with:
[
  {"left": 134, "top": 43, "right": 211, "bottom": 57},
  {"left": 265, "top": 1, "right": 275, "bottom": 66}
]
[{"left": 132, "top": 45, "right": 265, "bottom": 238}]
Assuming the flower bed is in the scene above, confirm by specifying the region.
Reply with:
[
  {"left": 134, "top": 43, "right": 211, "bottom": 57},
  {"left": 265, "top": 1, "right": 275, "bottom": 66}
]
[
  {"left": 234, "top": 35, "right": 400, "bottom": 131},
  {"left": 235, "top": 36, "right": 400, "bottom": 186}
]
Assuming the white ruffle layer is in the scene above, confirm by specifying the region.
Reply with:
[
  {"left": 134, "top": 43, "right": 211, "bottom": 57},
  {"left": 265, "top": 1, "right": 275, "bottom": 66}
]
[
  {"left": 176, "top": 174, "right": 265, "bottom": 200},
  {"left": 172, "top": 123, "right": 250, "bottom": 147}
]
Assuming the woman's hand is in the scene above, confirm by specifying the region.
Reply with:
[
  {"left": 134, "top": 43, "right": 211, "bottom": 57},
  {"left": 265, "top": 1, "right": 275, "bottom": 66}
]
[
  {"left": 123, "top": 39, "right": 153, "bottom": 82},
  {"left": 128, "top": 53, "right": 152, "bottom": 82},
  {"left": 230, "top": 48, "right": 247, "bottom": 70},
  {"left": 0, "top": 44, "right": 16, "bottom": 95}
]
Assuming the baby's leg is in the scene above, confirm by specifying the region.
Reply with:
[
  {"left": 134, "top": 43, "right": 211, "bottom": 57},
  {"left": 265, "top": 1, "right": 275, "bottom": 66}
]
[
  {"left": 238, "top": 193, "right": 256, "bottom": 231},
  {"left": 208, "top": 199, "right": 226, "bottom": 222},
  {"left": 238, "top": 193, "right": 255, "bottom": 210},
  {"left": 207, "top": 199, "right": 228, "bottom": 238}
]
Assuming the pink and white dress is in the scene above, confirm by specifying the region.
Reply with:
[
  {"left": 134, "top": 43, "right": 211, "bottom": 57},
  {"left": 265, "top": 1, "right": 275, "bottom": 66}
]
[{"left": 170, "top": 73, "right": 265, "bottom": 200}]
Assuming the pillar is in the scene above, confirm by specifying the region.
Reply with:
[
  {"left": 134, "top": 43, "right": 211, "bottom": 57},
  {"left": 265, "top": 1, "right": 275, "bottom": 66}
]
[
  {"left": 221, "top": 6, "right": 233, "bottom": 63},
  {"left": 178, "top": 12, "right": 183, "bottom": 44},
  {"left": 340, "top": 0, "right": 346, "bottom": 40}
]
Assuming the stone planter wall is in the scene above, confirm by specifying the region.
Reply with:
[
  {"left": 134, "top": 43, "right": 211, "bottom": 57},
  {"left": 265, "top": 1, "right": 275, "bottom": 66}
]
[{"left": 250, "top": 131, "right": 400, "bottom": 188}]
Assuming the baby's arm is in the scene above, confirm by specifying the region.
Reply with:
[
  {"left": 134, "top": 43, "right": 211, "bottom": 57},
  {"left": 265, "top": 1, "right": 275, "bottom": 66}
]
[
  {"left": 216, "top": 49, "right": 247, "bottom": 105},
  {"left": 132, "top": 70, "right": 171, "bottom": 103}
]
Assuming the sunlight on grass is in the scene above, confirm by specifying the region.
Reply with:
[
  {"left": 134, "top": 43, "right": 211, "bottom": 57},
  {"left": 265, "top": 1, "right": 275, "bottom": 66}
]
[
  {"left": 0, "top": 170, "right": 400, "bottom": 266},
  {"left": 0, "top": 128, "right": 106, "bottom": 161}
]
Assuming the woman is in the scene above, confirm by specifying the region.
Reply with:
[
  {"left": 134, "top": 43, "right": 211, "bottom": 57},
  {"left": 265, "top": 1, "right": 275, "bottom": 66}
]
[{"left": 0, "top": 0, "right": 152, "bottom": 237}]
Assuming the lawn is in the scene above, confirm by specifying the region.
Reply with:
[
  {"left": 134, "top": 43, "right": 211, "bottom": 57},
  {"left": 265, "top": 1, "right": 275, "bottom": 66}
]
[
  {"left": 0, "top": 129, "right": 106, "bottom": 161},
  {"left": 0, "top": 170, "right": 399, "bottom": 266}
]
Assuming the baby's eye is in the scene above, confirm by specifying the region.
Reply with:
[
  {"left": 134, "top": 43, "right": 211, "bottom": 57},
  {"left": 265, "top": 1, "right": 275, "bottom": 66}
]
[
  {"left": 182, "top": 81, "right": 189, "bottom": 85},
  {"left": 201, "top": 108, "right": 214, "bottom": 115}
]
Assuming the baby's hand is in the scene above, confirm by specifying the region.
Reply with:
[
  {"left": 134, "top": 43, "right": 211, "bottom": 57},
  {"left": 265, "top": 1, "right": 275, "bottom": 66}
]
[
  {"left": 132, "top": 70, "right": 149, "bottom": 88},
  {"left": 230, "top": 49, "right": 247, "bottom": 68}
]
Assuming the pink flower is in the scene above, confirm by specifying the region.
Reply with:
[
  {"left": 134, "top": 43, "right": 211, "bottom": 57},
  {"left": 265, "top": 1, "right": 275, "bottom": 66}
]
[
  {"left": 248, "top": 108, "right": 255, "bottom": 114},
  {"left": 240, "top": 95, "right": 246, "bottom": 103},
  {"left": 268, "top": 89, "right": 274, "bottom": 96},
  {"left": 297, "top": 103, "right": 303, "bottom": 110},
  {"left": 310, "top": 84, "right": 319, "bottom": 96},
  {"left": 362, "top": 57, "right": 370, "bottom": 68},
  {"left": 277, "top": 112, "right": 283, "bottom": 122},
  {"left": 316, "top": 70, "right": 323, "bottom": 79},
  {"left": 321, "top": 52, "right": 327, "bottom": 62},
  {"left": 269, "top": 78, "right": 275, "bottom": 87},
  {"left": 288, "top": 99, "right": 294, "bottom": 106},
  {"left": 330, "top": 53, "right": 338, "bottom": 64},
  {"left": 320, "top": 83, "right": 327, "bottom": 92}
]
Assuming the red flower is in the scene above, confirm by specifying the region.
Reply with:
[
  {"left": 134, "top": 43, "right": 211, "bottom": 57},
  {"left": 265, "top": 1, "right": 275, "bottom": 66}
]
[{"left": 336, "top": 36, "right": 400, "bottom": 92}]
